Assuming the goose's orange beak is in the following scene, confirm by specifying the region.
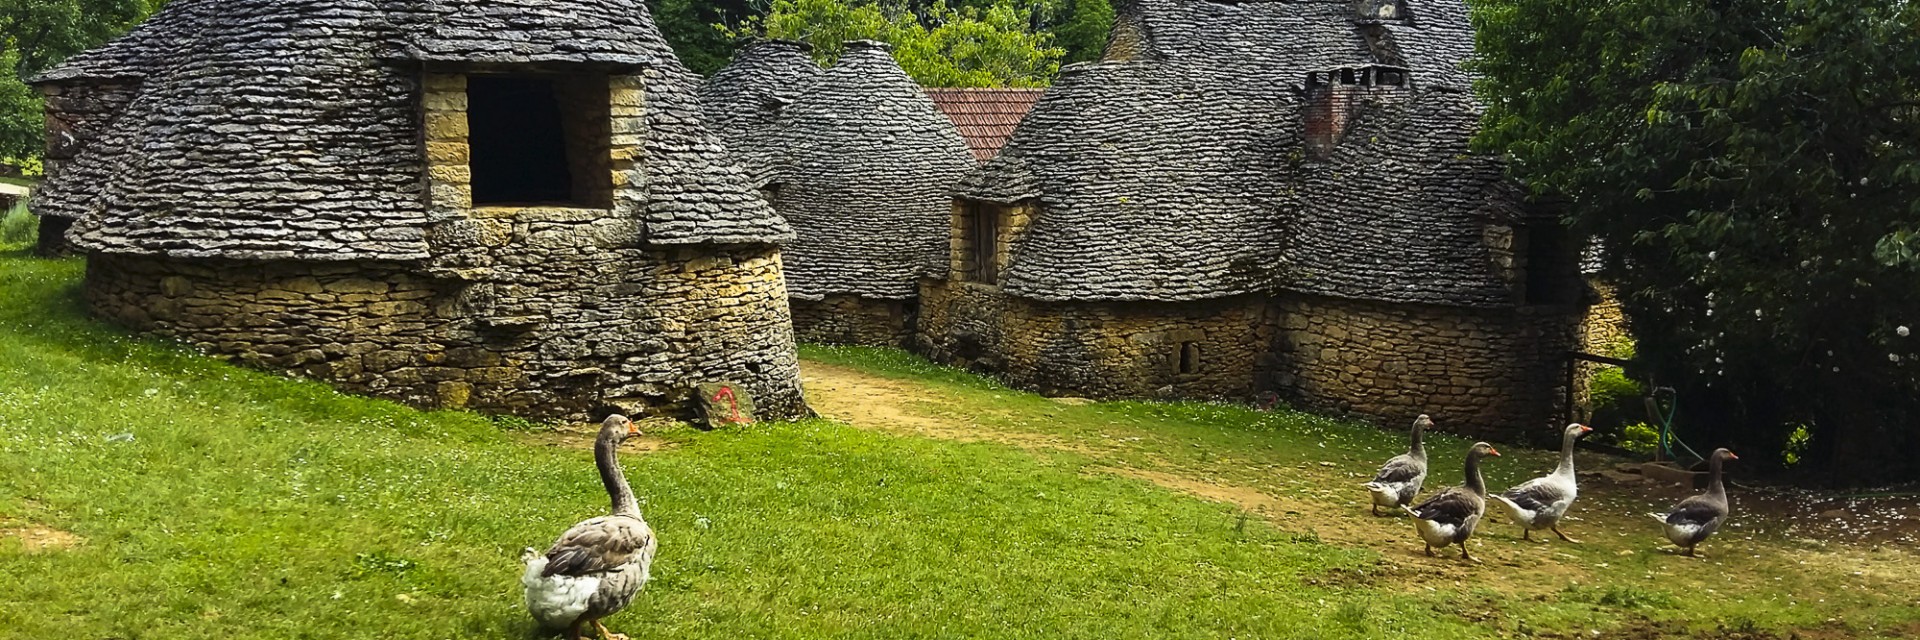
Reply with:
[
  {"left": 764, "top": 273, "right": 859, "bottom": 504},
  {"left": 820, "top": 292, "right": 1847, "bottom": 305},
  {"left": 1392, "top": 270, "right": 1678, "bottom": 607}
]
[
  {"left": 1488, "top": 447, "right": 1501, "bottom": 457},
  {"left": 1579, "top": 425, "right": 1593, "bottom": 433},
  {"left": 1727, "top": 451, "right": 1739, "bottom": 460}
]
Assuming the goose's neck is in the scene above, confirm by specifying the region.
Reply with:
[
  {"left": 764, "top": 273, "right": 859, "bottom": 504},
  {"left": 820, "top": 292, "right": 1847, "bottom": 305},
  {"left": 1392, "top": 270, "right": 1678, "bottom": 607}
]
[
  {"left": 1409, "top": 423, "right": 1425, "bottom": 457},
  {"left": 1706, "top": 455, "right": 1727, "bottom": 500},
  {"left": 1553, "top": 432, "right": 1579, "bottom": 477},
  {"left": 1465, "top": 453, "right": 1487, "bottom": 496},
  {"left": 596, "top": 433, "right": 640, "bottom": 517}
]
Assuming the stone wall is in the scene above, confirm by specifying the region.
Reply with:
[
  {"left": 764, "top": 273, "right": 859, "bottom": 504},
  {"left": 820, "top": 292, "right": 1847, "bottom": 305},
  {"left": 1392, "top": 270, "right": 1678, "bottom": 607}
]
[
  {"left": 87, "top": 246, "right": 806, "bottom": 421},
  {"left": 1266, "top": 293, "right": 1586, "bottom": 442},
  {"left": 791, "top": 295, "right": 913, "bottom": 346},
  {"left": 917, "top": 281, "right": 1270, "bottom": 399},
  {"left": 917, "top": 280, "right": 1589, "bottom": 441}
]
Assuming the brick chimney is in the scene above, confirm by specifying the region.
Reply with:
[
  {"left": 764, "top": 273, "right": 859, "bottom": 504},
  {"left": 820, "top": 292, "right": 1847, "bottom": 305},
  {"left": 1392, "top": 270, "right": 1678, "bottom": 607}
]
[{"left": 1303, "top": 64, "right": 1411, "bottom": 158}]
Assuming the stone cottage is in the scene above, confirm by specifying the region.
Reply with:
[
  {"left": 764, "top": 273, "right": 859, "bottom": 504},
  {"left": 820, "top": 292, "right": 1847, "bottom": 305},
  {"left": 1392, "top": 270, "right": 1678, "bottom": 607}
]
[
  {"left": 30, "top": 0, "right": 808, "bottom": 420},
  {"left": 916, "top": 0, "right": 1599, "bottom": 440},
  {"left": 702, "top": 41, "right": 974, "bottom": 346}
]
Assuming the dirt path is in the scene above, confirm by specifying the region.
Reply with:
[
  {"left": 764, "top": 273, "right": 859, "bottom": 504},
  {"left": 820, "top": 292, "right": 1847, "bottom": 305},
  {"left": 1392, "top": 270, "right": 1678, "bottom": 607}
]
[
  {"left": 800, "top": 360, "right": 1595, "bottom": 588},
  {"left": 799, "top": 359, "right": 1920, "bottom": 605}
]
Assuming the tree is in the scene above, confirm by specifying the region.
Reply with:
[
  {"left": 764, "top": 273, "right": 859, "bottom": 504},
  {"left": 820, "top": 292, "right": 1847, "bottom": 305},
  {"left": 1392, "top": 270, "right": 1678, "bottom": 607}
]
[
  {"left": 647, "top": 0, "right": 759, "bottom": 75},
  {"left": 1050, "top": 0, "right": 1113, "bottom": 64},
  {"left": 1469, "top": 0, "right": 1920, "bottom": 484},
  {"left": 732, "top": 0, "right": 1062, "bottom": 88},
  {"left": 0, "top": 0, "right": 159, "bottom": 169}
]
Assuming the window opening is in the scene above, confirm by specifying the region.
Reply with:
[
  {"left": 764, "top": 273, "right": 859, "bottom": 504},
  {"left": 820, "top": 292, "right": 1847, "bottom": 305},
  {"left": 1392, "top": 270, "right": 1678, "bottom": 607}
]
[
  {"left": 467, "top": 75, "right": 612, "bottom": 208},
  {"left": 968, "top": 201, "right": 1000, "bottom": 285},
  {"left": 1178, "top": 342, "right": 1201, "bottom": 375}
]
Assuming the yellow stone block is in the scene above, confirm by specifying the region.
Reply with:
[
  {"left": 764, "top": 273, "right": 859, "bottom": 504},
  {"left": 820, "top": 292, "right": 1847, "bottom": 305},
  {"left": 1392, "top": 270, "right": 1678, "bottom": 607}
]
[
  {"left": 423, "top": 73, "right": 467, "bottom": 92},
  {"left": 610, "top": 88, "right": 644, "bottom": 107},
  {"left": 426, "top": 142, "right": 470, "bottom": 165},
  {"left": 429, "top": 165, "right": 471, "bottom": 184},
  {"left": 425, "top": 113, "right": 468, "bottom": 142},
  {"left": 423, "top": 91, "right": 468, "bottom": 113}
]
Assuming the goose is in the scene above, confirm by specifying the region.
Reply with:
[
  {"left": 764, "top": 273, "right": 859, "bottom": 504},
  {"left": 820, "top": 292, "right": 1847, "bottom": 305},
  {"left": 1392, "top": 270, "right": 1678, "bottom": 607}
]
[
  {"left": 523, "top": 415, "right": 658, "bottom": 640},
  {"left": 1404, "top": 442, "right": 1500, "bottom": 561},
  {"left": 1652, "top": 448, "right": 1738, "bottom": 557},
  {"left": 1364, "top": 415, "right": 1432, "bottom": 516},
  {"left": 1491, "top": 423, "right": 1593, "bottom": 542}
]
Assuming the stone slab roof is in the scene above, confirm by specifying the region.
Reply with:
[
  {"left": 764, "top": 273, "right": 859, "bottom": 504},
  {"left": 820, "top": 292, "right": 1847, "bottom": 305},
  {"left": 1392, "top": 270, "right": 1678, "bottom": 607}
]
[
  {"left": 31, "top": 0, "right": 208, "bottom": 84},
  {"left": 924, "top": 88, "right": 1044, "bottom": 162},
  {"left": 697, "top": 40, "right": 825, "bottom": 187},
  {"left": 960, "top": 0, "right": 1527, "bottom": 308},
  {"left": 716, "top": 41, "right": 973, "bottom": 300},
  {"left": 31, "top": 0, "right": 788, "bottom": 260}
]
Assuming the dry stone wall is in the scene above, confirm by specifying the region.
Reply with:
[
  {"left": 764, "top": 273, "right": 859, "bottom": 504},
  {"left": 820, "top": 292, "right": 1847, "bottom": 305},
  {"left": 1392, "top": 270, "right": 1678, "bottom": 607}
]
[
  {"left": 917, "top": 282, "right": 1269, "bottom": 400},
  {"left": 1265, "top": 293, "right": 1585, "bottom": 442},
  {"left": 87, "top": 244, "right": 805, "bottom": 421},
  {"left": 790, "top": 295, "right": 913, "bottom": 347}
]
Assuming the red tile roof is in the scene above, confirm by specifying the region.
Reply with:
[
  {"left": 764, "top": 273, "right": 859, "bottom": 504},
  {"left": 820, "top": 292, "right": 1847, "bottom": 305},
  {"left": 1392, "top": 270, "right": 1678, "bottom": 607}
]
[{"left": 924, "top": 87, "right": 1045, "bottom": 162}]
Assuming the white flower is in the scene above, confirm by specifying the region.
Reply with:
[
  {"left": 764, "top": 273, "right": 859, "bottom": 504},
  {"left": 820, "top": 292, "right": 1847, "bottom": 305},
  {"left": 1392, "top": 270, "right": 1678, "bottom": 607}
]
[
  {"left": 1899, "top": 326, "right": 1911, "bottom": 338},
  {"left": 1890, "top": 354, "right": 1902, "bottom": 363}
]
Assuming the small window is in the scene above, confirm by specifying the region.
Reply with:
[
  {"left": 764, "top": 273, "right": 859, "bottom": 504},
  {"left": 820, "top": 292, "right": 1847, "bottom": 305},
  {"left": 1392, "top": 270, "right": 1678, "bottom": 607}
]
[
  {"left": 1340, "top": 68, "right": 1358, "bottom": 85},
  {"left": 1178, "top": 342, "right": 1201, "bottom": 375},
  {"left": 966, "top": 201, "right": 1000, "bottom": 285},
  {"left": 467, "top": 75, "right": 612, "bottom": 208},
  {"left": 1522, "top": 223, "right": 1579, "bottom": 305},
  {"left": 1379, "top": 70, "right": 1405, "bottom": 86}
]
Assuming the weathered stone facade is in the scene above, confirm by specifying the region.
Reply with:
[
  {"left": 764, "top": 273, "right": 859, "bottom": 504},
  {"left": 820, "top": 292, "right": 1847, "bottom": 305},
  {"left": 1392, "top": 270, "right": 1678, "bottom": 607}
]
[
  {"left": 1266, "top": 294, "right": 1585, "bottom": 443},
  {"left": 86, "top": 246, "right": 803, "bottom": 419},
  {"left": 917, "top": 0, "right": 1602, "bottom": 440},
  {"left": 790, "top": 295, "right": 914, "bottom": 347},
  {"left": 32, "top": 0, "right": 809, "bottom": 421},
  {"left": 917, "top": 282, "right": 1268, "bottom": 400}
]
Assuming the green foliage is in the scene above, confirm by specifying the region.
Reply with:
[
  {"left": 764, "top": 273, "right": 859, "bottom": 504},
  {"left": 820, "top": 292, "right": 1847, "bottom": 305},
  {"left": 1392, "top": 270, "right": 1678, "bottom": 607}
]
[
  {"left": 0, "top": 201, "right": 31, "bottom": 247},
  {"left": 1782, "top": 424, "right": 1813, "bottom": 468},
  {"left": 1051, "top": 0, "right": 1114, "bottom": 64},
  {"left": 647, "top": 0, "right": 757, "bottom": 75},
  {"left": 725, "top": 0, "right": 1064, "bottom": 87},
  {"left": 0, "top": 0, "right": 162, "bottom": 165},
  {"left": 1617, "top": 423, "right": 1660, "bottom": 456},
  {"left": 1469, "top": 0, "right": 1920, "bottom": 482}
]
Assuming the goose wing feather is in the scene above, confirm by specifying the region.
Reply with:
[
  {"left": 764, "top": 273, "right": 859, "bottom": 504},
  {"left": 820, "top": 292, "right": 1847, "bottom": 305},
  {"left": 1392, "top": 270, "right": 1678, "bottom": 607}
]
[
  {"left": 1409, "top": 487, "right": 1479, "bottom": 526},
  {"left": 1663, "top": 495, "right": 1725, "bottom": 527},
  {"left": 1499, "top": 478, "right": 1567, "bottom": 514},
  {"left": 542, "top": 515, "right": 653, "bottom": 578},
  {"left": 1371, "top": 454, "right": 1425, "bottom": 485}
]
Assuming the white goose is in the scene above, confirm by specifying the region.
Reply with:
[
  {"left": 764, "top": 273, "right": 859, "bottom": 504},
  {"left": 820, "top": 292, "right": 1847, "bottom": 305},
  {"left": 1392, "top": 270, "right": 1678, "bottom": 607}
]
[
  {"left": 1491, "top": 423, "right": 1593, "bottom": 542},
  {"left": 1364, "top": 415, "right": 1431, "bottom": 516},
  {"left": 523, "top": 415, "right": 658, "bottom": 640}
]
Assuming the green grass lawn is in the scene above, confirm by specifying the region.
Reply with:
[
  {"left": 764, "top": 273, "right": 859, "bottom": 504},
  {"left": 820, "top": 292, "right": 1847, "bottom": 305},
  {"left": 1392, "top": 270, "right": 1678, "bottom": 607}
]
[{"left": 2, "top": 248, "right": 1916, "bottom": 639}]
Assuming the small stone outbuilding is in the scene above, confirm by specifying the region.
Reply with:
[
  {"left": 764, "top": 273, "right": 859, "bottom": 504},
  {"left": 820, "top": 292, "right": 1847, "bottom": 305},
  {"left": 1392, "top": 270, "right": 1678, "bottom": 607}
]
[
  {"left": 31, "top": 0, "right": 808, "bottom": 420},
  {"left": 917, "top": 0, "right": 1601, "bottom": 440},
  {"left": 703, "top": 41, "right": 974, "bottom": 346}
]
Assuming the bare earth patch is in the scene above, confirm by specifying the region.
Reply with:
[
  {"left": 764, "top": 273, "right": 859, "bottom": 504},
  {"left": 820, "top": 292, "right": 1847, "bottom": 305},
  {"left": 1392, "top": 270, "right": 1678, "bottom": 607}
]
[{"left": 0, "top": 520, "right": 83, "bottom": 552}]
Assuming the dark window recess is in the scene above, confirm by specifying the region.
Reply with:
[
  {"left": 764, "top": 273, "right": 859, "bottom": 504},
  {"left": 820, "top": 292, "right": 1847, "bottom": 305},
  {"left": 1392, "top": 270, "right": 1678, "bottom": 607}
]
[
  {"left": 1523, "top": 223, "right": 1580, "bottom": 305},
  {"left": 968, "top": 201, "right": 1000, "bottom": 285},
  {"left": 466, "top": 75, "right": 611, "bottom": 208},
  {"left": 1178, "top": 342, "right": 1202, "bottom": 375}
]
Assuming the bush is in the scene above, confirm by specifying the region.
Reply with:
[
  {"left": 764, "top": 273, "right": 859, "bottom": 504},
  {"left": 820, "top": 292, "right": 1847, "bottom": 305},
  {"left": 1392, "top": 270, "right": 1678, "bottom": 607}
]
[{"left": 0, "top": 202, "right": 35, "bottom": 247}]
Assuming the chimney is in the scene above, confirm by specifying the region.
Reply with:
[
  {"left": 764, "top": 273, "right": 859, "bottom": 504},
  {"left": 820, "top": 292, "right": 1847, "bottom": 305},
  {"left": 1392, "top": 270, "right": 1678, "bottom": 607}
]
[{"left": 1303, "top": 64, "right": 1411, "bottom": 158}]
